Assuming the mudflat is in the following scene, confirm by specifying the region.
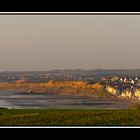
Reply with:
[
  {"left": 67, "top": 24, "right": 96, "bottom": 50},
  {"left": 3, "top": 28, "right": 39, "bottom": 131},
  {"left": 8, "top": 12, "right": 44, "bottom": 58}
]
[{"left": 0, "top": 90, "right": 132, "bottom": 109}]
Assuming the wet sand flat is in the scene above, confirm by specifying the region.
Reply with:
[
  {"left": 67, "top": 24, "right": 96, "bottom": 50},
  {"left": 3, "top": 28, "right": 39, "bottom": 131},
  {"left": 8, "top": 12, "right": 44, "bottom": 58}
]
[{"left": 0, "top": 90, "right": 132, "bottom": 109}]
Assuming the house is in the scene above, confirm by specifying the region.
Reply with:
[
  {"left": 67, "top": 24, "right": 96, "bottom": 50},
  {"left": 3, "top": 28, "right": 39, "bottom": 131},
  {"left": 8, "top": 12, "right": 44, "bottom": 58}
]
[
  {"left": 121, "top": 91, "right": 126, "bottom": 97},
  {"left": 135, "top": 77, "right": 138, "bottom": 81},
  {"left": 125, "top": 89, "right": 133, "bottom": 98},
  {"left": 124, "top": 77, "right": 127, "bottom": 83},
  {"left": 130, "top": 80, "right": 135, "bottom": 84},
  {"left": 120, "top": 78, "right": 123, "bottom": 81},
  {"left": 120, "top": 89, "right": 132, "bottom": 98},
  {"left": 111, "top": 76, "right": 119, "bottom": 81},
  {"left": 106, "top": 85, "right": 117, "bottom": 95},
  {"left": 134, "top": 89, "right": 140, "bottom": 100}
]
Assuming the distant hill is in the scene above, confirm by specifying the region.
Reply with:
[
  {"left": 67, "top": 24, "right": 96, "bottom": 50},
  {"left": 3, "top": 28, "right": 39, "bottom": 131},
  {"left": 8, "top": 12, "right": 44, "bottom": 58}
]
[
  {"left": 1, "top": 69, "right": 140, "bottom": 75},
  {"left": 0, "top": 69, "right": 140, "bottom": 83}
]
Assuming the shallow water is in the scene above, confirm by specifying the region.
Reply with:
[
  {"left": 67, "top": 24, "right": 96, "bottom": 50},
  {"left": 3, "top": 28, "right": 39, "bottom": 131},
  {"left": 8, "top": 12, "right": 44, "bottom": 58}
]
[{"left": 0, "top": 90, "right": 131, "bottom": 109}]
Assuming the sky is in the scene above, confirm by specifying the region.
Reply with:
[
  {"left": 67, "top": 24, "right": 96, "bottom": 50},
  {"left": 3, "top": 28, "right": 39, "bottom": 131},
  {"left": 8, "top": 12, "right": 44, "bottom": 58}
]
[{"left": 0, "top": 15, "right": 140, "bottom": 71}]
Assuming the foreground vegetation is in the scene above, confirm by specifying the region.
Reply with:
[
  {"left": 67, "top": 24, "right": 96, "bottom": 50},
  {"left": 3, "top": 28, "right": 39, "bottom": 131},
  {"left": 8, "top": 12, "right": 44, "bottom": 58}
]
[{"left": 0, "top": 109, "right": 140, "bottom": 126}]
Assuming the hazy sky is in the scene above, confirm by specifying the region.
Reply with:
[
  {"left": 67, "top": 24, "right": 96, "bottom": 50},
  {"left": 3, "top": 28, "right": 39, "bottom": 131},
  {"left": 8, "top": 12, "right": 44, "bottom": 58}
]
[{"left": 0, "top": 15, "right": 140, "bottom": 71}]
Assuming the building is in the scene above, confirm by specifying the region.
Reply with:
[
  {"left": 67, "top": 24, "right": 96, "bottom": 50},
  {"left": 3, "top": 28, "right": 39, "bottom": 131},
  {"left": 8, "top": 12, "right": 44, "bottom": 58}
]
[
  {"left": 111, "top": 76, "right": 119, "bottom": 81},
  {"left": 134, "top": 89, "right": 140, "bottom": 100},
  {"left": 130, "top": 80, "right": 135, "bottom": 84},
  {"left": 106, "top": 85, "right": 117, "bottom": 95}
]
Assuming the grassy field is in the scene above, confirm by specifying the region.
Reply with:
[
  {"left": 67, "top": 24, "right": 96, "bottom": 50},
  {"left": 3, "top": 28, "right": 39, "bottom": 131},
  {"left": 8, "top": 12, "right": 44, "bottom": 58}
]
[{"left": 0, "top": 109, "right": 140, "bottom": 126}]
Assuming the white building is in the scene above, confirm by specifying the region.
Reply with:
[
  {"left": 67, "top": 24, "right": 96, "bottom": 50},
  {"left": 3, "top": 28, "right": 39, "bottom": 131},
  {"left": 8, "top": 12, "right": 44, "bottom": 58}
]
[{"left": 130, "top": 80, "right": 135, "bottom": 84}]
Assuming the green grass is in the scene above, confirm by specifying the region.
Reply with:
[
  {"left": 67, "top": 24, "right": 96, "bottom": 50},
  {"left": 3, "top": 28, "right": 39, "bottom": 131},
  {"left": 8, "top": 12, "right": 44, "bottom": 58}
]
[{"left": 0, "top": 109, "right": 140, "bottom": 126}]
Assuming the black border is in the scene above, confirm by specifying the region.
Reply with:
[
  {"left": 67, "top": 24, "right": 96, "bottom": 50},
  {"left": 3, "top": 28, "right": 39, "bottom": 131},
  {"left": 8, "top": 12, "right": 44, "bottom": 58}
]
[
  {"left": 0, "top": 3, "right": 138, "bottom": 12},
  {"left": 0, "top": 12, "right": 140, "bottom": 15},
  {"left": 0, "top": 12, "right": 140, "bottom": 128}
]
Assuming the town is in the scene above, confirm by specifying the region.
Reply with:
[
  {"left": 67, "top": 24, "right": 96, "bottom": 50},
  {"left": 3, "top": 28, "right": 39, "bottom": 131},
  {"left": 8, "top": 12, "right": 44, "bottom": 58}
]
[
  {"left": 0, "top": 70, "right": 140, "bottom": 101},
  {"left": 103, "top": 76, "right": 140, "bottom": 100}
]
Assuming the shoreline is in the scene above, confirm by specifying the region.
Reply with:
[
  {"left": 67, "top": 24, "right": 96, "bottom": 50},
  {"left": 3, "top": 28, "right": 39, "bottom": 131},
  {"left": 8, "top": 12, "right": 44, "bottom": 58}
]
[{"left": 0, "top": 89, "right": 134, "bottom": 110}]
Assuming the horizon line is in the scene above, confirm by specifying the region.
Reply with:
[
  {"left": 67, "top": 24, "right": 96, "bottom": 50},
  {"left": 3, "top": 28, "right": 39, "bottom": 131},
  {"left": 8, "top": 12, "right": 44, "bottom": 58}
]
[{"left": 1, "top": 69, "right": 140, "bottom": 72}]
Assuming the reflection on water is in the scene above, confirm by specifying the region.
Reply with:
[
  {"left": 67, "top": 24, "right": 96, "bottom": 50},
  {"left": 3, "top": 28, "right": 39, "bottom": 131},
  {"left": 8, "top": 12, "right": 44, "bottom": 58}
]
[{"left": 0, "top": 90, "right": 131, "bottom": 109}]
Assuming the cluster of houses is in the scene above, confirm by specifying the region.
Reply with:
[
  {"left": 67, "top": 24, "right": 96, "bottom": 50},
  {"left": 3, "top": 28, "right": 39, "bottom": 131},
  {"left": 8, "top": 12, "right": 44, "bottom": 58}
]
[{"left": 104, "top": 76, "right": 140, "bottom": 100}]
